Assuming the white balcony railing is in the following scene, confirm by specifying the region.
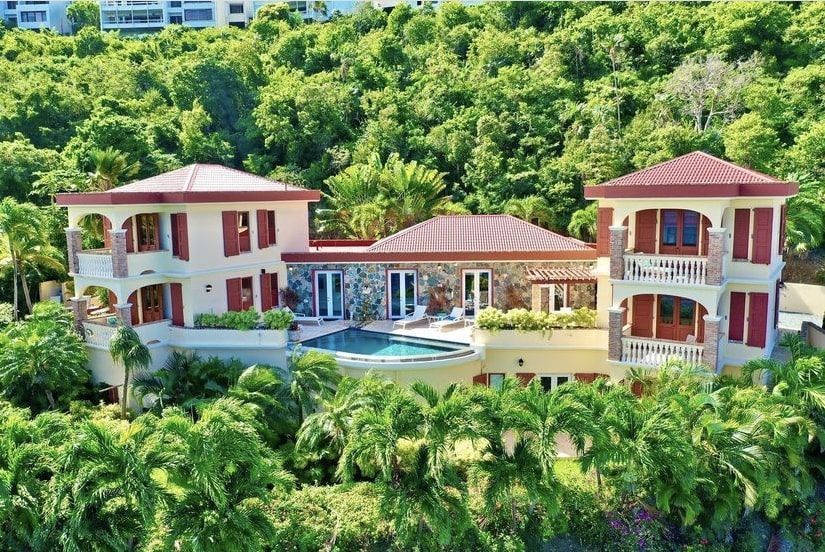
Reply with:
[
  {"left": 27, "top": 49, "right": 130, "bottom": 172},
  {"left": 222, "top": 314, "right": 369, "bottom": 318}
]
[
  {"left": 82, "top": 321, "right": 118, "bottom": 348},
  {"left": 83, "top": 319, "right": 172, "bottom": 348},
  {"left": 623, "top": 254, "right": 707, "bottom": 285},
  {"left": 621, "top": 336, "right": 704, "bottom": 367},
  {"left": 77, "top": 252, "right": 114, "bottom": 278}
]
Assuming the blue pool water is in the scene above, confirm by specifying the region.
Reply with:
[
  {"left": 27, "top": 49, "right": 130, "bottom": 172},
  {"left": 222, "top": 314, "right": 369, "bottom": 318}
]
[{"left": 301, "top": 329, "right": 466, "bottom": 357}]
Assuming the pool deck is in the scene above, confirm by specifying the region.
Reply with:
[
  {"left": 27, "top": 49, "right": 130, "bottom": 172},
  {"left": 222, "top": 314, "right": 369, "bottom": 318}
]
[{"left": 295, "top": 318, "right": 474, "bottom": 345}]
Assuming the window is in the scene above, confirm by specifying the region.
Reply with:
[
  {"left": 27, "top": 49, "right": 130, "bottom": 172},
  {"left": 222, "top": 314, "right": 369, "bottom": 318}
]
[
  {"left": 226, "top": 276, "right": 254, "bottom": 312},
  {"left": 539, "top": 375, "right": 571, "bottom": 393},
  {"left": 237, "top": 211, "right": 251, "bottom": 253},
  {"left": 679, "top": 299, "right": 696, "bottom": 327},
  {"left": 170, "top": 213, "right": 189, "bottom": 260},
  {"left": 169, "top": 15, "right": 182, "bottom": 23},
  {"left": 661, "top": 210, "right": 678, "bottom": 246},
  {"left": 659, "top": 209, "right": 701, "bottom": 254},
  {"left": 682, "top": 212, "right": 699, "bottom": 246},
  {"left": 240, "top": 277, "right": 253, "bottom": 311},
  {"left": 488, "top": 373, "right": 505, "bottom": 391},
  {"left": 7, "top": 2, "right": 17, "bottom": 9},
  {"left": 19, "top": 11, "right": 46, "bottom": 22},
  {"left": 136, "top": 213, "right": 159, "bottom": 252},
  {"left": 184, "top": 8, "right": 213, "bottom": 21},
  {"left": 658, "top": 296, "right": 674, "bottom": 325},
  {"left": 229, "top": 3, "right": 244, "bottom": 13},
  {"left": 257, "top": 210, "right": 277, "bottom": 249}
]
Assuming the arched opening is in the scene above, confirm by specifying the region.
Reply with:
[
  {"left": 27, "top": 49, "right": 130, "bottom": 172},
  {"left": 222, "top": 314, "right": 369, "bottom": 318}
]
[
  {"left": 127, "top": 283, "right": 169, "bottom": 326},
  {"left": 77, "top": 213, "right": 113, "bottom": 251},
  {"left": 80, "top": 285, "right": 119, "bottom": 326},
  {"left": 626, "top": 293, "right": 709, "bottom": 344}
]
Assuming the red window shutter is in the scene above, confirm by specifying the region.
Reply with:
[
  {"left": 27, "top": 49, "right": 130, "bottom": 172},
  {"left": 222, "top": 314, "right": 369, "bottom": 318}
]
[
  {"left": 122, "top": 218, "right": 135, "bottom": 254},
  {"left": 747, "top": 292, "right": 769, "bottom": 348},
  {"left": 170, "top": 214, "right": 180, "bottom": 256},
  {"left": 774, "top": 280, "right": 780, "bottom": 329},
  {"left": 596, "top": 207, "right": 613, "bottom": 255},
  {"left": 515, "top": 372, "right": 535, "bottom": 385},
  {"left": 170, "top": 283, "right": 184, "bottom": 326},
  {"left": 732, "top": 209, "right": 750, "bottom": 260},
  {"left": 778, "top": 203, "right": 787, "bottom": 255},
  {"left": 697, "top": 304, "right": 707, "bottom": 342},
  {"left": 102, "top": 217, "right": 113, "bottom": 248},
  {"left": 127, "top": 291, "right": 140, "bottom": 325},
  {"left": 574, "top": 373, "right": 596, "bottom": 384},
  {"left": 634, "top": 209, "right": 657, "bottom": 254},
  {"left": 272, "top": 273, "right": 279, "bottom": 306},
  {"left": 472, "top": 373, "right": 489, "bottom": 387},
  {"left": 222, "top": 211, "right": 239, "bottom": 257},
  {"left": 632, "top": 294, "right": 654, "bottom": 338},
  {"left": 267, "top": 211, "right": 277, "bottom": 245},
  {"left": 752, "top": 208, "right": 773, "bottom": 265},
  {"left": 729, "top": 292, "right": 746, "bottom": 342},
  {"left": 226, "top": 278, "right": 242, "bottom": 312},
  {"left": 700, "top": 216, "right": 711, "bottom": 256},
  {"left": 256, "top": 210, "right": 269, "bottom": 249},
  {"left": 260, "top": 273, "right": 273, "bottom": 311},
  {"left": 177, "top": 213, "right": 189, "bottom": 261}
]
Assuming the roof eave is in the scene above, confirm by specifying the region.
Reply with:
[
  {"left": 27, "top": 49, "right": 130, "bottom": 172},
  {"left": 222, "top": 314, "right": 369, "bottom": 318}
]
[
  {"left": 584, "top": 182, "right": 798, "bottom": 199},
  {"left": 282, "top": 249, "right": 597, "bottom": 263},
  {"left": 55, "top": 189, "right": 322, "bottom": 206}
]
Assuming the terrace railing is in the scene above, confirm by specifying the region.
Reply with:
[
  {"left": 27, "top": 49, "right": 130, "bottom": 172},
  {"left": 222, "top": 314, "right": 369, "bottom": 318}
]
[
  {"left": 620, "top": 336, "right": 704, "bottom": 367},
  {"left": 623, "top": 254, "right": 707, "bottom": 285}
]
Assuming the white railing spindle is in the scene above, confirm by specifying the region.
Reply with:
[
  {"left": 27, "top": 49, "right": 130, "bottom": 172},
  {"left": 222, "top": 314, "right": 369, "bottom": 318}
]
[
  {"left": 622, "top": 254, "right": 707, "bottom": 285},
  {"left": 77, "top": 252, "right": 114, "bottom": 278},
  {"left": 620, "top": 336, "right": 704, "bottom": 367}
]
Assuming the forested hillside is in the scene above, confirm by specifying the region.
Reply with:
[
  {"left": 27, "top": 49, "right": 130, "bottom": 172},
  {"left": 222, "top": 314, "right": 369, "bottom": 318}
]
[{"left": 1, "top": 1, "right": 824, "bottom": 245}]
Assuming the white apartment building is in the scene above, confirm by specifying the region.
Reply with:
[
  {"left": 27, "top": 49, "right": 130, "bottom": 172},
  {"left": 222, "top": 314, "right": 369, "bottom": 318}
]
[{"left": 2, "top": 1, "right": 73, "bottom": 33}]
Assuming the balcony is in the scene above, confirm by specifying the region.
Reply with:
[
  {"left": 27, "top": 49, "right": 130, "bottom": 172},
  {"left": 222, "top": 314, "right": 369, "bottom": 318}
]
[
  {"left": 83, "top": 319, "right": 172, "bottom": 348},
  {"left": 77, "top": 251, "right": 114, "bottom": 278},
  {"left": 622, "top": 254, "right": 707, "bottom": 285},
  {"left": 620, "top": 336, "right": 704, "bottom": 367}
]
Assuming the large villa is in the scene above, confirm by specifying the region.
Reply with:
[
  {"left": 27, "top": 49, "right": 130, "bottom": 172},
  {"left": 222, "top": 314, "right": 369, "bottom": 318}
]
[{"left": 56, "top": 152, "right": 798, "bottom": 398}]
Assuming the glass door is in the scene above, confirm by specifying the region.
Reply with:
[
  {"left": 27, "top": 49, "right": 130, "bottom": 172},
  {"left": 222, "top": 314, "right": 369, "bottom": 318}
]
[
  {"left": 388, "top": 270, "right": 417, "bottom": 319},
  {"left": 463, "top": 269, "right": 492, "bottom": 316},
  {"left": 314, "top": 271, "right": 344, "bottom": 319}
]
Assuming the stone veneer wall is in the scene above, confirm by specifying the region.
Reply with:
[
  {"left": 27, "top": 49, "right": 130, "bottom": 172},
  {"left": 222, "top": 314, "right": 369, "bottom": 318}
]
[{"left": 286, "top": 261, "right": 595, "bottom": 320}]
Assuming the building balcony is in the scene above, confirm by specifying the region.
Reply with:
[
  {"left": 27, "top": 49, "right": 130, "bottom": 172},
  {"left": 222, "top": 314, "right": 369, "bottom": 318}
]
[
  {"left": 620, "top": 336, "right": 704, "bottom": 367},
  {"left": 622, "top": 253, "right": 708, "bottom": 286},
  {"left": 77, "top": 250, "right": 114, "bottom": 278},
  {"left": 73, "top": 248, "right": 172, "bottom": 279}
]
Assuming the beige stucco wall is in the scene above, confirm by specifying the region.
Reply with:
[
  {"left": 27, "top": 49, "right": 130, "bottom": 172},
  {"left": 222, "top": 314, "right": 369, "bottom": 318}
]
[{"left": 780, "top": 283, "right": 825, "bottom": 316}]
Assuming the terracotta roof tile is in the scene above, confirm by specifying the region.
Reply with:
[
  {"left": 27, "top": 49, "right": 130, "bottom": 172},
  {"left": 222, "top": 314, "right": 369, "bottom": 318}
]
[
  {"left": 110, "top": 164, "right": 307, "bottom": 193},
  {"left": 598, "top": 151, "right": 787, "bottom": 187},
  {"left": 366, "top": 215, "right": 592, "bottom": 254}
]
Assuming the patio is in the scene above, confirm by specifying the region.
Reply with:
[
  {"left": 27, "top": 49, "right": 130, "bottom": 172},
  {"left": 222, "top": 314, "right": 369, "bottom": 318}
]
[{"left": 293, "top": 318, "right": 473, "bottom": 344}]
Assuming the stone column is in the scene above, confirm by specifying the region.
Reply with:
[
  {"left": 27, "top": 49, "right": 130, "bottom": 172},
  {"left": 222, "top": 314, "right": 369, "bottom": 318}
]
[
  {"left": 608, "top": 306, "right": 626, "bottom": 361},
  {"left": 703, "top": 315, "right": 722, "bottom": 373},
  {"left": 69, "top": 296, "right": 89, "bottom": 333},
  {"left": 114, "top": 302, "right": 133, "bottom": 327},
  {"left": 706, "top": 228, "right": 726, "bottom": 286},
  {"left": 110, "top": 229, "right": 129, "bottom": 278},
  {"left": 65, "top": 227, "right": 83, "bottom": 274},
  {"left": 609, "top": 226, "right": 628, "bottom": 280}
]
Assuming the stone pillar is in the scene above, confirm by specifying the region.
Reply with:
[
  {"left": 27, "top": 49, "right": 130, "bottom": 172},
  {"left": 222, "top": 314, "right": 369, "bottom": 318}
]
[
  {"left": 609, "top": 226, "right": 628, "bottom": 280},
  {"left": 69, "top": 296, "right": 89, "bottom": 333},
  {"left": 608, "top": 306, "right": 626, "bottom": 361},
  {"left": 65, "top": 227, "right": 83, "bottom": 274},
  {"left": 706, "top": 228, "right": 726, "bottom": 286},
  {"left": 703, "top": 315, "right": 722, "bottom": 373},
  {"left": 110, "top": 229, "right": 129, "bottom": 278},
  {"left": 530, "top": 284, "right": 541, "bottom": 312},
  {"left": 114, "top": 302, "right": 133, "bottom": 327}
]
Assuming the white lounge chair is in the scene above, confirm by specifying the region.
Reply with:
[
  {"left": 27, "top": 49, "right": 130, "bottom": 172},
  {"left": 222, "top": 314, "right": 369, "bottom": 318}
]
[
  {"left": 429, "top": 307, "right": 465, "bottom": 330},
  {"left": 393, "top": 305, "right": 429, "bottom": 329},
  {"left": 283, "top": 306, "right": 324, "bottom": 326}
]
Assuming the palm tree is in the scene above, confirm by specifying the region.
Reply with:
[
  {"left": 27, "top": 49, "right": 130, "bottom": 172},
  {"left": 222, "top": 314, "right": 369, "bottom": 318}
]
[
  {"left": 0, "top": 198, "right": 63, "bottom": 319},
  {"left": 109, "top": 325, "right": 151, "bottom": 420},
  {"left": 150, "top": 398, "right": 294, "bottom": 552},
  {"left": 228, "top": 364, "right": 294, "bottom": 446},
  {"left": 783, "top": 174, "right": 825, "bottom": 254},
  {"left": 283, "top": 348, "right": 341, "bottom": 425},
  {"left": 503, "top": 196, "right": 554, "bottom": 229},
  {"left": 87, "top": 147, "right": 140, "bottom": 191},
  {"left": 567, "top": 202, "right": 598, "bottom": 242}
]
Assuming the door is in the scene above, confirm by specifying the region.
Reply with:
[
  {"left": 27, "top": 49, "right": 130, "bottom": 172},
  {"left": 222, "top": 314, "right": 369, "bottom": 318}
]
[
  {"left": 315, "top": 271, "right": 344, "bottom": 319},
  {"left": 656, "top": 296, "right": 697, "bottom": 342},
  {"left": 635, "top": 209, "right": 657, "bottom": 253},
  {"left": 136, "top": 213, "right": 160, "bottom": 252},
  {"left": 388, "top": 270, "right": 417, "bottom": 319},
  {"left": 660, "top": 210, "right": 700, "bottom": 255},
  {"left": 463, "top": 269, "right": 492, "bottom": 316},
  {"left": 538, "top": 374, "right": 572, "bottom": 393},
  {"left": 631, "top": 294, "right": 654, "bottom": 338},
  {"left": 140, "top": 284, "right": 163, "bottom": 323}
]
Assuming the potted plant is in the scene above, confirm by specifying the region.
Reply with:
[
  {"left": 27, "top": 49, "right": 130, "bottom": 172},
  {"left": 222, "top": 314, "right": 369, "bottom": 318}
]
[{"left": 287, "top": 321, "right": 301, "bottom": 342}]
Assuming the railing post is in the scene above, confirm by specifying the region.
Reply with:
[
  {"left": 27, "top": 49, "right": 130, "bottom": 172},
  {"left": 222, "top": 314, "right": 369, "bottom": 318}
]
[
  {"left": 706, "top": 228, "right": 726, "bottom": 286},
  {"left": 609, "top": 226, "right": 628, "bottom": 280},
  {"left": 69, "top": 295, "right": 89, "bottom": 333},
  {"left": 110, "top": 229, "right": 129, "bottom": 278},
  {"left": 114, "top": 302, "right": 133, "bottom": 327},
  {"left": 65, "top": 227, "right": 83, "bottom": 274},
  {"left": 702, "top": 315, "right": 722, "bottom": 372},
  {"left": 608, "top": 306, "right": 625, "bottom": 361}
]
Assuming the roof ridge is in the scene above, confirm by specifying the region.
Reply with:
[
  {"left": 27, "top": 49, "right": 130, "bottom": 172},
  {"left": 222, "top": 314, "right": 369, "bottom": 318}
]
[
  {"left": 597, "top": 151, "right": 700, "bottom": 187},
  {"left": 692, "top": 151, "right": 778, "bottom": 182},
  {"left": 366, "top": 217, "right": 435, "bottom": 251},
  {"left": 184, "top": 164, "right": 199, "bottom": 192}
]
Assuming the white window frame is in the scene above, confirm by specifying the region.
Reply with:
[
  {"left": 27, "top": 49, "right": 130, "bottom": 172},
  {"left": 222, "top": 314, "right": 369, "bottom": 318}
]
[
  {"left": 536, "top": 374, "right": 573, "bottom": 393},
  {"left": 386, "top": 269, "right": 418, "bottom": 320}
]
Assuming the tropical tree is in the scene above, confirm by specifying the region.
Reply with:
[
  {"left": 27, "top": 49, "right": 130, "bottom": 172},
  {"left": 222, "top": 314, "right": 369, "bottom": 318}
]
[
  {"left": 283, "top": 348, "right": 340, "bottom": 425},
  {"left": 87, "top": 148, "right": 140, "bottom": 191},
  {"left": 503, "top": 196, "right": 554, "bottom": 228},
  {"left": 150, "top": 398, "right": 294, "bottom": 552},
  {"left": 0, "top": 302, "right": 89, "bottom": 411},
  {"left": 567, "top": 202, "right": 598, "bottom": 242},
  {"left": 228, "top": 364, "right": 294, "bottom": 447},
  {"left": 783, "top": 175, "right": 825, "bottom": 254},
  {"left": 109, "top": 325, "right": 151, "bottom": 420}
]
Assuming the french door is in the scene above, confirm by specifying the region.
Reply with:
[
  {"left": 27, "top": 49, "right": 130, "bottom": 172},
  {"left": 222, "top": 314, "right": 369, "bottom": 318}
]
[
  {"left": 315, "top": 270, "right": 344, "bottom": 319},
  {"left": 462, "top": 269, "right": 492, "bottom": 316},
  {"left": 388, "top": 270, "right": 417, "bottom": 319},
  {"left": 140, "top": 284, "right": 163, "bottom": 323},
  {"left": 656, "top": 295, "right": 696, "bottom": 341},
  {"left": 659, "top": 209, "right": 700, "bottom": 255}
]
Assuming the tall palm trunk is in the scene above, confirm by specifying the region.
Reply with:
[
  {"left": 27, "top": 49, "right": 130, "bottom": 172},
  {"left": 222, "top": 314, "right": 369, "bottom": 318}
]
[
  {"left": 122, "top": 367, "right": 130, "bottom": 419},
  {"left": 19, "top": 265, "right": 33, "bottom": 314},
  {"left": 9, "top": 245, "right": 18, "bottom": 321}
]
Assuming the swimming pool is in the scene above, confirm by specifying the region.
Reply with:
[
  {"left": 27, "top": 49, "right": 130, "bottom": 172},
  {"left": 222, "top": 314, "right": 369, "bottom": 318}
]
[{"left": 300, "top": 328, "right": 468, "bottom": 358}]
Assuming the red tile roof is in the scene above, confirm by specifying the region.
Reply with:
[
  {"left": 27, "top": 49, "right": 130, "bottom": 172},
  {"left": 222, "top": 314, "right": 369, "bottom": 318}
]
[
  {"left": 56, "top": 164, "right": 320, "bottom": 205},
  {"left": 366, "top": 215, "right": 592, "bottom": 254},
  {"left": 584, "top": 151, "right": 797, "bottom": 199}
]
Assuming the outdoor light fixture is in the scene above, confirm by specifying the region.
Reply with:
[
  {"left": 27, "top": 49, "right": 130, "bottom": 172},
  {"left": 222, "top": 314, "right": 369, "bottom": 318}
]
[
  {"left": 205, "top": 284, "right": 213, "bottom": 293},
  {"left": 517, "top": 358, "right": 524, "bottom": 367}
]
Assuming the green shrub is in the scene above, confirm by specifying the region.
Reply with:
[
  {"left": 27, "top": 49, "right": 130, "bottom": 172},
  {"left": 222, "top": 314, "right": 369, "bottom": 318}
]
[
  {"left": 193, "top": 308, "right": 260, "bottom": 330},
  {"left": 475, "top": 307, "right": 597, "bottom": 332},
  {"left": 263, "top": 307, "right": 294, "bottom": 330}
]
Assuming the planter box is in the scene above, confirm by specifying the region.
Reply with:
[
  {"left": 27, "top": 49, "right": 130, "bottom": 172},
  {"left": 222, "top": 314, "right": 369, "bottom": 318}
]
[{"left": 472, "top": 328, "right": 608, "bottom": 349}]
